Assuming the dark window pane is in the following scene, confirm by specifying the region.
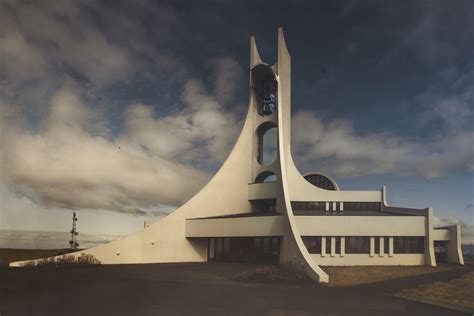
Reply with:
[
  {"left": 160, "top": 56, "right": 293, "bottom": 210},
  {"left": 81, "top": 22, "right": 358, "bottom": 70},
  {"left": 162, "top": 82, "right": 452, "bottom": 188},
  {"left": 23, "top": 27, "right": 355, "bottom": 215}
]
[
  {"left": 346, "top": 237, "right": 357, "bottom": 254},
  {"left": 346, "top": 237, "right": 370, "bottom": 254},
  {"left": 302, "top": 236, "right": 322, "bottom": 254},
  {"left": 209, "top": 239, "right": 215, "bottom": 259},
  {"left": 394, "top": 237, "right": 424, "bottom": 254},
  {"left": 263, "top": 238, "right": 270, "bottom": 253},
  {"left": 255, "top": 238, "right": 261, "bottom": 249},
  {"left": 335, "top": 237, "right": 341, "bottom": 254},
  {"left": 271, "top": 237, "right": 279, "bottom": 251},
  {"left": 224, "top": 238, "right": 230, "bottom": 253},
  {"left": 395, "top": 237, "right": 402, "bottom": 253},
  {"left": 217, "top": 238, "right": 223, "bottom": 253}
]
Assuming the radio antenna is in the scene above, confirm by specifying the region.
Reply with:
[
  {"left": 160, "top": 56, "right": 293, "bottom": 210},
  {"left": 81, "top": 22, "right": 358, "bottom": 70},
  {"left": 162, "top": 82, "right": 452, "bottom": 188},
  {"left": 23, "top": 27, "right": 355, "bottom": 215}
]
[{"left": 69, "top": 212, "right": 79, "bottom": 250}]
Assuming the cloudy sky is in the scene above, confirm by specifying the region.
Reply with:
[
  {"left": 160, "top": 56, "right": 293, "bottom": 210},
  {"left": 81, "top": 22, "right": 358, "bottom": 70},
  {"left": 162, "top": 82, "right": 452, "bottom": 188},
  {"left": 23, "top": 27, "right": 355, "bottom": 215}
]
[{"left": 0, "top": 0, "right": 472, "bottom": 239}]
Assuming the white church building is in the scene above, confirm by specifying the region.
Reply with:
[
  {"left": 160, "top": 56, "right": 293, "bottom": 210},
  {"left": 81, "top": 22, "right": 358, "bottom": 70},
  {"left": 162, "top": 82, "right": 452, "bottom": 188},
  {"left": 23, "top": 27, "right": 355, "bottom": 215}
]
[{"left": 11, "top": 28, "right": 464, "bottom": 283}]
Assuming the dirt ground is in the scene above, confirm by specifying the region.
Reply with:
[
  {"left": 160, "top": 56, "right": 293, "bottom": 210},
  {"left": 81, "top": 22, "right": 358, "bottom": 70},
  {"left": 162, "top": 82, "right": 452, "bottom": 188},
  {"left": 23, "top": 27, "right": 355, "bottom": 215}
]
[{"left": 1, "top": 262, "right": 472, "bottom": 316}]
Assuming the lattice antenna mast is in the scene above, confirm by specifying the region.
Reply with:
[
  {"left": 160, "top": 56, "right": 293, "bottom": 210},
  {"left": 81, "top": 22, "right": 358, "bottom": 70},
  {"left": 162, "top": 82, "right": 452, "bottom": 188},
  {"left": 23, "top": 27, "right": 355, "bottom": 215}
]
[{"left": 69, "top": 212, "right": 79, "bottom": 250}]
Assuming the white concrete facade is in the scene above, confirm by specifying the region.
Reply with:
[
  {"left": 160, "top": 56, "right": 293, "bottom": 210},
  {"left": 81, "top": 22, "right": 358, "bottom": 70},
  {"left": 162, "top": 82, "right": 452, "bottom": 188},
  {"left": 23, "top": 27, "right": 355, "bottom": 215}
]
[{"left": 10, "top": 28, "right": 464, "bottom": 283}]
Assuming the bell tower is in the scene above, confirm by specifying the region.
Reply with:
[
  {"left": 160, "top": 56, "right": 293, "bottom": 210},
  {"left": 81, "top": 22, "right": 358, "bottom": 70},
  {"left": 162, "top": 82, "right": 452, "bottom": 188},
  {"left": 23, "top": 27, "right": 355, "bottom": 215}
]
[{"left": 248, "top": 28, "right": 329, "bottom": 282}]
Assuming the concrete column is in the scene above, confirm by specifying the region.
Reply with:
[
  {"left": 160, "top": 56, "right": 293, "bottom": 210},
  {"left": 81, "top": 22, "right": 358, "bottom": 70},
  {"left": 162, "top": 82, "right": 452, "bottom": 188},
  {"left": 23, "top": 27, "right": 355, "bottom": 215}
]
[
  {"left": 370, "top": 237, "right": 375, "bottom": 257},
  {"left": 340, "top": 202, "right": 344, "bottom": 212},
  {"left": 325, "top": 202, "right": 330, "bottom": 212},
  {"left": 447, "top": 225, "right": 464, "bottom": 264},
  {"left": 330, "top": 237, "right": 336, "bottom": 257},
  {"left": 340, "top": 237, "right": 345, "bottom": 257},
  {"left": 332, "top": 202, "right": 337, "bottom": 212},
  {"left": 388, "top": 237, "right": 394, "bottom": 257},
  {"left": 379, "top": 237, "right": 384, "bottom": 257},
  {"left": 321, "top": 237, "right": 326, "bottom": 257},
  {"left": 425, "top": 207, "right": 436, "bottom": 266}
]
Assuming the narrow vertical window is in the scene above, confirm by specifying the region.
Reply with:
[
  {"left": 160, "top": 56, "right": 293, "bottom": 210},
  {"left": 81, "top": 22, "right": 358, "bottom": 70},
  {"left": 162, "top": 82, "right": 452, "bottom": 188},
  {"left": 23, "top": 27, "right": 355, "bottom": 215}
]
[{"left": 335, "top": 237, "right": 341, "bottom": 254}]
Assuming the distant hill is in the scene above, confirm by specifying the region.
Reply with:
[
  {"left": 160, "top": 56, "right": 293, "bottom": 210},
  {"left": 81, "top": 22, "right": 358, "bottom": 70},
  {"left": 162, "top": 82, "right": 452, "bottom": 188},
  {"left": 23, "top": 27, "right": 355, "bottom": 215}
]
[
  {"left": 0, "top": 230, "right": 123, "bottom": 250},
  {"left": 462, "top": 244, "right": 474, "bottom": 262}
]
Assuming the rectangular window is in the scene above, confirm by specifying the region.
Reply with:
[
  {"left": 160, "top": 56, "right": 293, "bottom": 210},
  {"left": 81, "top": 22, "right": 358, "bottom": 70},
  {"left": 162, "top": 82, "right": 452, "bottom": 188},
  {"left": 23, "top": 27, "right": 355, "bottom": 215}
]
[
  {"left": 302, "top": 236, "right": 322, "bottom": 254},
  {"left": 394, "top": 237, "right": 425, "bottom": 254},
  {"left": 209, "top": 238, "right": 215, "bottom": 259},
  {"left": 395, "top": 236, "right": 404, "bottom": 253},
  {"left": 341, "top": 202, "right": 381, "bottom": 212},
  {"left": 384, "top": 236, "right": 389, "bottom": 254},
  {"left": 357, "top": 236, "right": 369, "bottom": 253},
  {"left": 255, "top": 237, "right": 261, "bottom": 249},
  {"left": 263, "top": 237, "right": 270, "bottom": 253},
  {"left": 347, "top": 236, "right": 357, "bottom": 253},
  {"left": 335, "top": 237, "right": 341, "bottom": 254},
  {"left": 345, "top": 237, "right": 370, "bottom": 254},
  {"left": 224, "top": 238, "right": 230, "bottom": 253},
  {"left": 217, "top": 238, "right": 223, "bottom": 255},
  {"left": 374, "top": 237, "right": 380, "bottom": 254},
  {"left": 326, "top": 237, "right": 331, "bottom": 255},
  {"left": 271, "top": 237, "right": 279, "bottom": 252}
]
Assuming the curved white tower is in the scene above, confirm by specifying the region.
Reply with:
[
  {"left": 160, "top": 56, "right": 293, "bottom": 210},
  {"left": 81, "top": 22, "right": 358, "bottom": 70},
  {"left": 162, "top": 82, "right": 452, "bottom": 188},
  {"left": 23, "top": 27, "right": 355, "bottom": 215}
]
[{"left": 11, "top": 28, "right": 464, "bottom": 283}]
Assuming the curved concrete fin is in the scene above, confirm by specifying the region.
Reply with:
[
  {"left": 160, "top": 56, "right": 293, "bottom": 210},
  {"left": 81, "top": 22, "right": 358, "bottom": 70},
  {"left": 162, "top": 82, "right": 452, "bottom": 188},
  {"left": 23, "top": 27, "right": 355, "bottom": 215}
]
[
  {"left": 276, "top": 70, "right": 329, "bottom": 283},
  {"left": 276, "top": 27, "right": 291, "bottom": 76},
  {"left": 274, "top": 27, "right": 328, "bottom": 283},
  {"left": 250, "top": 36, "right": 262, "bottom": 68}
]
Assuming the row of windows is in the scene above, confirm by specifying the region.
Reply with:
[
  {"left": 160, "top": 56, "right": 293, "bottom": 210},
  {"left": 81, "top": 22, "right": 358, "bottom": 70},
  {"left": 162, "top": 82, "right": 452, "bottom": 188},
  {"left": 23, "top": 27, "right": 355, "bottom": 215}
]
[
  {"left": 344, "top": 202, "right": 381, "bottom": 212},
  {"left": 394, "top": 237, "right": 425, "bottom": 254},
  {"left": 302, "top": 236, "right": 425, "bottom": 255},
  {"left": 251, "top": 199, "right": 277, "bottom": 213},
  {"left": 346, "top": 237, "right": 370, "bottom": 254},
  {"left": 291, "top": 202, "right": 381, "bottom": 212},
  {"left": 292, "top": 201, "right": 327, "bottom": 211},
  {"left": 208, "top": 237, "right": 280, "bottom": 263}
]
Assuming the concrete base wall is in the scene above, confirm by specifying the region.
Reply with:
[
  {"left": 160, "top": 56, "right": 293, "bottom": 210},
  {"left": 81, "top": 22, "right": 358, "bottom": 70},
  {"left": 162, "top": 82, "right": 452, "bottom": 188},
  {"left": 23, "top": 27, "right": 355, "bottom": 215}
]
[{"left": 312, "top": 254, "right": 426, "bottom": 266}]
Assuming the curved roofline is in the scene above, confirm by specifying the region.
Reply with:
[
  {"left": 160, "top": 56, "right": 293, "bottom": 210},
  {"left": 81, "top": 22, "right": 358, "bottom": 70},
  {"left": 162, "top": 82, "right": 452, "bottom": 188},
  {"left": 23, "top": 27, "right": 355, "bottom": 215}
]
[{"left": 302, "top": 171, "right": 340, "bottom": 191}]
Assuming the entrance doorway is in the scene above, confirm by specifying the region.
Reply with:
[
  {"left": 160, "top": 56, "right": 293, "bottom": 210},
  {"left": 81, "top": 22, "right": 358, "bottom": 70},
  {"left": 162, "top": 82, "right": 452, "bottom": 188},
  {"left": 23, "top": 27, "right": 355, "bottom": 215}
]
[
  {"left": 208, "top": 237, "right": 280, "bottom": 264},
  {"left": 434, "top": 241, "right": 448, "bottom": 263}
]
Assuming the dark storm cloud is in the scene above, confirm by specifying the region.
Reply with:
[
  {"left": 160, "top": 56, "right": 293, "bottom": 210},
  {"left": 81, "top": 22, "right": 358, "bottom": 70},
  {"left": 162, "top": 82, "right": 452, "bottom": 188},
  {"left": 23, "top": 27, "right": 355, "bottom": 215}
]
[{"left": 0, "top": 0, "right": 473, "bottom": 216}]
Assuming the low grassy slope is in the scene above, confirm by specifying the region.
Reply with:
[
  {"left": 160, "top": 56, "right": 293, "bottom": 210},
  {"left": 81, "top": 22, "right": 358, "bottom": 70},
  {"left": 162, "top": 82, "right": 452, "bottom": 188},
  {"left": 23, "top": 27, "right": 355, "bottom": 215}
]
[{"left": 0, "top": 248, "right": 77, "bottom": 267}]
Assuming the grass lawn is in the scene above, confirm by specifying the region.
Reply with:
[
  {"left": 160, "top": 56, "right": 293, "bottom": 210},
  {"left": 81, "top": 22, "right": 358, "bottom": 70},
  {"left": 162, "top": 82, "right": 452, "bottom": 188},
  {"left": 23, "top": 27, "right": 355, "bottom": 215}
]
[
  {"left": 233, "top": 265, "right": 458, "bottom": 286},
  {"left": 322, "top": 265, "right": 455, "bottom": 286},
  {"left": 397, "top": 271, "right": 474, "bottom": 311},
  {"left": 0, "top": 248, "right": 76, "bottom": 267}
]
